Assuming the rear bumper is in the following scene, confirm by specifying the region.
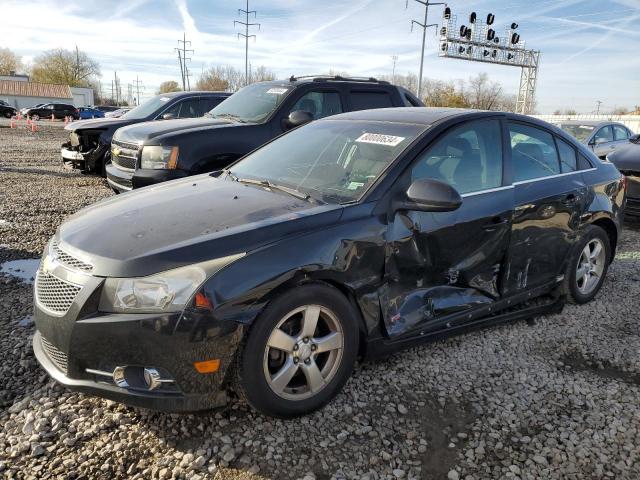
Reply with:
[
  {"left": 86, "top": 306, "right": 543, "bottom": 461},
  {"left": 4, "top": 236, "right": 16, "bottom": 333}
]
[{"left": 625, "top": 175, "right": 640, "bottom": 217}]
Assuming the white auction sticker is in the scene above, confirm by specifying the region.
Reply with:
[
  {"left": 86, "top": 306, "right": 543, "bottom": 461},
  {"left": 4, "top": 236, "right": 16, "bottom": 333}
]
[
  {"left": 266, "top": 88, "right": 288, "bottom": 95},
  {"left": 356, "top": 133, "right": 405, "bottom": 146}
]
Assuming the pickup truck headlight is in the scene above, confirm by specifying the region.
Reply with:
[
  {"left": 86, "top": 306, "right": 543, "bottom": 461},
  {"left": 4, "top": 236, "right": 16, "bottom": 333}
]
[
  {"left": 140, "top": 145, "right": 179, "bottom": 169},
  {"left": 99, "top": 254, "right": 245, "bottom": 313}
]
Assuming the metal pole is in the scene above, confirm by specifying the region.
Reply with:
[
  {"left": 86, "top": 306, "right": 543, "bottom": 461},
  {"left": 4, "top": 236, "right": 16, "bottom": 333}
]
[{"left": 417, "top": 3, "right": 428, "bottom": 98}]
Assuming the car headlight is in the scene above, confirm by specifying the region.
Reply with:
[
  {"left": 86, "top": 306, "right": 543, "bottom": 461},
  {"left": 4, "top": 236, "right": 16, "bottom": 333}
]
[
  {"left": 99, "top": 253, "right": 244, "bottom": 313},
  {"left": 140, "top": 145, "right": 179, "bottom": 170}
]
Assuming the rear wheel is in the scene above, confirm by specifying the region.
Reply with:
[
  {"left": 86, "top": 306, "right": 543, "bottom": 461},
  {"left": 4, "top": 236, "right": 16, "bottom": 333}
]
[
  {"left": 563, "top": 225, "right": 611, "bottom": 304},
  {"left": 31, "top": 114, "right": 40, "bottom": 121},
  {"left": 237, "top": 284, "right": 359, "bottom": 417},
  {"left": 4, "top": 110, "right": 12, "bottom": 118}
]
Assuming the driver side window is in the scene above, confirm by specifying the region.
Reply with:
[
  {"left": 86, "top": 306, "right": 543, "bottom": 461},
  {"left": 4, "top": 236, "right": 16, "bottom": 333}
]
[
  {"left": 290, "top": 91, "right": 342, "bottom": 120},
  {"left": 410, "top": 119, "right": 503, "bottom": 194},
  {"left": 594, "top": 126, "right": 613, "bottom": 143}
]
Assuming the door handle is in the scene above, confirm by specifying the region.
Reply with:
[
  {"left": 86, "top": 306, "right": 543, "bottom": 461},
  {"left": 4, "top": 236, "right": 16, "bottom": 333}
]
[{"left": 482, "top": 216, "right": 509, "bottom": 231}]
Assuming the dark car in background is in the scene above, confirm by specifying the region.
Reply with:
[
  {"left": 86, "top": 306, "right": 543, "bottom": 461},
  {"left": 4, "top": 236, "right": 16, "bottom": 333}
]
[
  {"left": 0, "top": 101, "right": 16, "bottom": 118},
  {"left": 557, "top": 120, "right": 634, "bottom": 159},
  {"left": 607, "top": 133, "right": 640, "bottom": 217},
  {"left": 78, "top": 107, "right": 105, "bottom": 119},
  {"left": 61, "top": 91, "right": 231, "bottom": 175},
  {"left": 106, "top": 75, "right": 424, "bottom": 193},
  {"left": 33, "top": 107, "right": 624, "bottom": 417},
  {"left": 25, "top": 103, "right": 79, "bottom": 121}
]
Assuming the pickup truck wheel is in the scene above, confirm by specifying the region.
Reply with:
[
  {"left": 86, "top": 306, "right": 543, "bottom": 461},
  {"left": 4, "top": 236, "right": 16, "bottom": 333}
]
[
  {"left": 31, "top": 114, "right": 40, "bottom": 121},
  {"left": 237, "top": 284, "right": 359, "bottom": 418}
]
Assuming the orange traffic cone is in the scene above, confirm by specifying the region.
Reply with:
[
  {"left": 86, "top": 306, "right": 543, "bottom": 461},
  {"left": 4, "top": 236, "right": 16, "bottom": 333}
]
[
  {"left": 10, "top": 116, "right": 15, "bottom": 128},
  {"left": 50, "top": 113, "right": 55, "bottom": 122},
  {"left": 31, "top": 121, "right": 38, "bottom": 132}
]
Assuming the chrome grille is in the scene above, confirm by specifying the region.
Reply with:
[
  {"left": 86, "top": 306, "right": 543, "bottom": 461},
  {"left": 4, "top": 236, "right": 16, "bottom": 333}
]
[
  {"left": 51, "top": 241, "right": 93, "bottom": 273},
  {"left": 35, "top": 269, "right": 81, "bottom": 315},
  {"left": 111, "top": 140, "right": 139, "bottom": 171},
  {"left": 41, "top": 336, "right": 68, "bottom": 374}
]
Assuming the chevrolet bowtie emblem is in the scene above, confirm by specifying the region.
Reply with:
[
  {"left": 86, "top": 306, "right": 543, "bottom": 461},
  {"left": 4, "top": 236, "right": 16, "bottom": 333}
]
[
  {"left": 112, "top": 146, "right": 121, "bottom": 156},
  {"left": 42, "top": 255, "right": 56, "bottom": 273}
]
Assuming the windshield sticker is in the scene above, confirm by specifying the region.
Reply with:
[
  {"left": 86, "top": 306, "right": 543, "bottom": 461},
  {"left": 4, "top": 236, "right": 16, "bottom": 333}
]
[
  {"left": 159, "top": 97, "right": 171, "bottom": 102},
  {"left": 347, "top": 181, "right": 365, "bottom": 190},
  {"left": 356, "top": 133, "right": 406, "bottom": 146},
  {"left": 266, "top": 88, "right": 288, "bottom": 95}
]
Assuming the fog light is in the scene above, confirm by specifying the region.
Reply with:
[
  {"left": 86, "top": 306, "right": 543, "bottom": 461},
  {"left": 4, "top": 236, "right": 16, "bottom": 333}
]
[{"left": 143, "top": 368, "right": 162, "bottom": 390}]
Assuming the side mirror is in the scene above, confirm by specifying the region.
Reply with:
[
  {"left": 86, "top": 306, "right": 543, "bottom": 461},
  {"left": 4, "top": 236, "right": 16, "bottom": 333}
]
[
  {"left": 283, "top": 110, "right": 313, "bottom": 130},
  {"left": 394, "top": 178, "right": 462, "bottom": 213},
  {"left": 161, "top": 112, "right": 177, "bottom": 120},
  {"left": 631, "top": 134, "right": 640, "bottom": 142}
]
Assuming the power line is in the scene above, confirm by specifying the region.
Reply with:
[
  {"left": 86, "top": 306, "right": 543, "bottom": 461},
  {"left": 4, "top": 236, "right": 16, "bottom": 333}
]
[
  {"left": 596, "top": 100, "right": 603, "bottom": 115},
  {"left": 176, "top": 33, "right": 194, "bottom": 91},
  {"left": 391, "top": 55, "right": 398, "bottom": 83},
  {"left": 235, "top": 0, "right": 260, "bottom": 86},
  {"left": 409, "top": 0, "right": 445, "bottom": 98},
  {"left": 133, "top": 76, "right": 144, "bottom": 105}
]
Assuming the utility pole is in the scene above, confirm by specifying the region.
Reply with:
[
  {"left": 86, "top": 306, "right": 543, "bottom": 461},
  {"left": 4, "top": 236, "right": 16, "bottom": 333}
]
[
  {"left": 596, "top": 100, "right": 603, "bottom": 115},
  {"left": 235, "top": 0, "right": 260, "bottom": 86},
  {"left": 176, "top": 33, "right": 194, "bottom": 90},
  {"left": 409, "top": 0, "right": 444, "bottom": 99},
  {"left": 133, "top": 76, "right": 144, "bottom": 105},
  {"left": 113, "top": 71, "right": 119, "bottom": 105},
  {"left": 391, "top": 55, "right": 398, "bottom": 83}
]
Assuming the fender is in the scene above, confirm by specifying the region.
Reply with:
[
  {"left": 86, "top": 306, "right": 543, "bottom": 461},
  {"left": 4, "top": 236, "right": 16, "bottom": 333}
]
[{"left": 199, "top": 202, "right": 387, "bottom": 336}]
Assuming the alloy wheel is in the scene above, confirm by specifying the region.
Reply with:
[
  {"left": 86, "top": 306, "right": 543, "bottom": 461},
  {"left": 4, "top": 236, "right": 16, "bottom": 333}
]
[
  {"left": 263, "top": 305, "right": 344, "bottom": 401},
  {"left": 576, "top": 238, "right": 606, "bottom": 295}
]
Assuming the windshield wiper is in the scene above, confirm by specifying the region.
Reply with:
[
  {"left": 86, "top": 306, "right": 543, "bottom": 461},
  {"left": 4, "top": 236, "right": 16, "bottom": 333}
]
[{"left": 234, "top": 176, "right": 319, "bottom": 203}]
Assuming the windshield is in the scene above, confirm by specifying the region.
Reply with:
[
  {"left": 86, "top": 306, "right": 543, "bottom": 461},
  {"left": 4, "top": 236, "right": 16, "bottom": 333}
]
[
  {"left": 559, "top": 124, "right": 595, "bottom": 143},
  {"left": 228, "top": 120, "right": 425, "bottom": 204},
  {"left": 207, "top": 83, "right": 293, "bottom": 123},
  {"left": 122, "top": 95, "right": 174, "bottom": 120}
]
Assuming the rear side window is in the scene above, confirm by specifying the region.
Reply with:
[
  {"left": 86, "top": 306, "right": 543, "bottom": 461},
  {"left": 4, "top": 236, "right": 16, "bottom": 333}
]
[
  {"left": 613, "top": 125, "right": 630, "bottom": 141},
  {"left": 290, "top": 90, "right": 343, "bottom": 119},
  {"left": 556, "top": 138, "right": 577, "bottom": 173},
  {"left": 176, "top": 98, "right": 201, "bottom": 118},
  {"left": 350, "top": 91, "right": 394, "bottom": 110},
  {"left": 508, "top": 123, "right": 560, "bottom": 182},
  {"left": 411, "top": 119, "right": 503, "bottom": 194}
]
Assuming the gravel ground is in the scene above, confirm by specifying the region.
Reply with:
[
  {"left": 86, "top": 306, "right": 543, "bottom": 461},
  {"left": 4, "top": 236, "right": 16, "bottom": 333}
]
[{"left": 1, "top": 118, "right": 639, "bottom": 479}]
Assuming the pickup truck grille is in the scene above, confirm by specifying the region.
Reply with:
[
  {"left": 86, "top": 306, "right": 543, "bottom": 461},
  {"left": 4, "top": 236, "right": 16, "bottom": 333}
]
[{"left": 111, "top": 140, "right": 139, "bottom": 171}]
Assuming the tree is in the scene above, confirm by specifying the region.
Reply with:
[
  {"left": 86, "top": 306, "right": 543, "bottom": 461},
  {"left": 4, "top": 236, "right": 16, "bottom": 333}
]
[
  {"left": 157, "top": 81, "right": 181, "bottom": 94},
  {"left": 0, "top": 47, "right": 22, "bottom": 75},
  {"left": 195, "top": 69, "right": 230, "bottom": 91},
  {"left": 612, "top": 107, "right": 629, "bottom": 115},
  {"left": 30, "top": 47, "right": 100, "bottom": 86},
  {"left": 195, "top": 65, "right": 275, "bottom": 92},
  {"left": 250, "top": 65, "right": 276, "bottom": 84}
]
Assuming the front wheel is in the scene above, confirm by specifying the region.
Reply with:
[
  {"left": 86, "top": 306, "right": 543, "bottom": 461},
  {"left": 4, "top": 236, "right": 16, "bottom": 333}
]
[
  {"left": 31, "top": 114, "right": 40, "bottom": 121},
  {"left": 236, "top": 284, "right": 359, "bottom": 418},
  {"left": 563, "top": 225, "right": 611, "bottom": 304}
]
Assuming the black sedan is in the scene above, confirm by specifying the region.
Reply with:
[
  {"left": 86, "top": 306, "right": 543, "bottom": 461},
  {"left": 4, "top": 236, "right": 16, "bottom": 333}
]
[
  {"left": 33, "top": 108, "right": 625, "bottom": 418},
  {"left": 607, "top": 133, "right": 640, "bottom": 217},
  {"left": 0, "top": 101, "right": 17, "bottom": 118}
]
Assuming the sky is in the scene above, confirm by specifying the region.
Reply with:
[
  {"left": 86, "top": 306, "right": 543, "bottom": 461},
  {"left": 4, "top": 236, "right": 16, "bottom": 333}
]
[{"left": 2, "top": 0, "right": 639, "bottom": 113}]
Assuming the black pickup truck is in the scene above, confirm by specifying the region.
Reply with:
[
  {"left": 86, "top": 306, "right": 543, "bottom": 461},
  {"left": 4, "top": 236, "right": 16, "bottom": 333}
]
[
  {"left": 106, "top": 76, "right": 423, "bottom": 192},
  {"left": 61, "top": 91, "right": 231, "bottom": 175}
]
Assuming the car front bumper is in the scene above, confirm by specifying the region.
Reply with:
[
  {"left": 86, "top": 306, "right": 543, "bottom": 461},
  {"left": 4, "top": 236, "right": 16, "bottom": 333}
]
[
  {"left": 106, "top": 163, "right": 189, "bottom": 193},
  {"left": 33, "top": 263, "right": 243, "bottom": 411}
]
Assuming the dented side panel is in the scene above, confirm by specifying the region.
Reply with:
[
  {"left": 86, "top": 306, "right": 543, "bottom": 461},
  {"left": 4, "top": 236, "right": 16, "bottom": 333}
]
[
  {"left": 380, "top": 189, "right": 514, "bottom": 337},
  {"left": 504, "top": 174, "right": 589, "bottom": 295}
]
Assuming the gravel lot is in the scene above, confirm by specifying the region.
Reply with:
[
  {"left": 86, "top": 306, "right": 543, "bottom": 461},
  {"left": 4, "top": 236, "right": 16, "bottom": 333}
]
[{"left": 1, "top": 118, "right": 639, "bottom": 479}]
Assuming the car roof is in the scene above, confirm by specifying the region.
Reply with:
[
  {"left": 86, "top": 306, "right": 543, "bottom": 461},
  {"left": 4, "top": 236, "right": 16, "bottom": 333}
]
[
  {"left": 157, "top": 91, "right": 231, "bottom": 98},
  {"left": 556, "top": 120, "right": 619, "bottom": 127},
  {"left": 321, "top": 106, "right": 484, "bottom": 125}
]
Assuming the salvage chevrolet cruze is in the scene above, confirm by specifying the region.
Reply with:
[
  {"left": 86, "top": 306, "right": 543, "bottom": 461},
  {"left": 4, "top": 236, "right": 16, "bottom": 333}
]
[{"left": 33, "top": 108, "right": 625, "bottom": 417}]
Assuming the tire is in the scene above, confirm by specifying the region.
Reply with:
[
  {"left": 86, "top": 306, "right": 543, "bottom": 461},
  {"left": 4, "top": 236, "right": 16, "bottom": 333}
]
[
  {"left": 32, "top": 114, "right": 40, "bottom": 121},
  {"left": 562, "top": 225, "right": 611, "bottom": 304},
  {"left": 237, "top": 284, "right": 359, "bottom": 418},
  {"left": 4, "top": 111, "right": 12, "bottom": 119}
]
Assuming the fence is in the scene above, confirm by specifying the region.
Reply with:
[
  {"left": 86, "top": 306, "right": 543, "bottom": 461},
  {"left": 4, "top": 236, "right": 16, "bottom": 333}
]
[{"left": 531, "top": 114, "right": 640, "bottom": 134}]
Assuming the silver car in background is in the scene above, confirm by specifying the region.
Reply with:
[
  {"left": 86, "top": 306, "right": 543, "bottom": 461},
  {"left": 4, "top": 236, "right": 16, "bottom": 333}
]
[{"left": 557, "top": 120, "right": 634, "bottom": 159}]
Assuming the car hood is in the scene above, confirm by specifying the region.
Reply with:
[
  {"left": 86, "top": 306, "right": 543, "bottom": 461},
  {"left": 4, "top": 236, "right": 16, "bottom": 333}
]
[
  {"left": 114, "top": 117, "right": 240, "bottom": 143},
  {"left": 65, "top": 117, "right": 135, "bottom": 131},
  {"left": 56, "top": 175, "right": 343, "bottom": 277},
  {"left": 609, "top": 142, "right": 640, "bottom": 171}
]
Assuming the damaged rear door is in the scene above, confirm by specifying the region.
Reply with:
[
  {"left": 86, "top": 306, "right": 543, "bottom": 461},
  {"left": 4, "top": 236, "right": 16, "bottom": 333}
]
[{"left": 380, "top": 118, "right": 514, "bottom": 337}]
